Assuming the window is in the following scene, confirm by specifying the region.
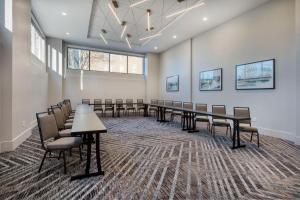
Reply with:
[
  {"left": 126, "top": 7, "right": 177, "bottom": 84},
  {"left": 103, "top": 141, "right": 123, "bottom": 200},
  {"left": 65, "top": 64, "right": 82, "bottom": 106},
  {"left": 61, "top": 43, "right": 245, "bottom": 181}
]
[
  {"left": 90, "top": 51, "right": 109, "bottom": 71},
  {"left": 68, "top": 48, "right": 89, "bottom": 70},
  {"left": 128, "top": 56, "right": 144, "bottom": 74},
  {"left": 67, "top": 47, "right": 145, "bottom": 75},
  {"left": 31, "top": 24, "right": 45, "bottom": 62},
  {"left": 4, "top": 0, "right": 13, "bottom": 32},
  {"left": 110, "top": 54, "right": 127, "bottom": 73}
]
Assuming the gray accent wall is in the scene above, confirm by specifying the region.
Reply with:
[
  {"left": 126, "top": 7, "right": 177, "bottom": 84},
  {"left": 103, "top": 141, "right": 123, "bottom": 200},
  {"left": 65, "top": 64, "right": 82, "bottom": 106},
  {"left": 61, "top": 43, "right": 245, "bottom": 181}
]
[{"left": 159, "top": 0, "right": 299, "bottom": 142}]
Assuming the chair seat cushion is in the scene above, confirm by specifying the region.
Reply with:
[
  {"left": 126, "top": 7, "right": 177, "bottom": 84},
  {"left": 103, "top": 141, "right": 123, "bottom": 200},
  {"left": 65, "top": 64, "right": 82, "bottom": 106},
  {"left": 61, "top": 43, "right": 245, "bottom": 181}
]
[
  {"left": 149, "top": 107, "right": 157, "bottom": 110},
  {"left": 195, "top": 116, "right": 209, "bottom": 122},
  {"left": 212, "top": 119, "right": 230, "bottom": 126},
  {"left": 59, "top": 129, "right": 72, "bottom": 137},
  {"left": 172, "top": 111, "right": 182, "bottom": 115},
  {"left": 68, "top": 115, "right": 74, "bottom": 119},
  {"left": 127, "top": 107, "right": 135, "bottom": 110},
  {"left": 240, "top": 124, "right": 258, "bottom": 132},
  {"left": 66, "top": 119, "right": 73, "bottom": 123},
  {"left": 165, "top": 109, "right": 173, "bottom": 113},
  {"left": 46, "top": 137, "right": 82, "bottom": 150},
  {"left": 64, "top": 123, "right": 72, "bottom": 129}
]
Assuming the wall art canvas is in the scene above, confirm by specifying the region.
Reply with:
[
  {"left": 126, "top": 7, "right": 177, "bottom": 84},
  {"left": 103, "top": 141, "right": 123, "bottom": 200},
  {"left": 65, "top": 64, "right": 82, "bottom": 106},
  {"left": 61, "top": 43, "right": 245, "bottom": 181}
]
[
  {"left": 236, "top": 59, "right": 275, "bottom": 90},
  {"left": 166, "top": 75, "right": 179, "bottom": 92},
  {"left": 199, "top": 68, "right": 222, "bottom": 91}
]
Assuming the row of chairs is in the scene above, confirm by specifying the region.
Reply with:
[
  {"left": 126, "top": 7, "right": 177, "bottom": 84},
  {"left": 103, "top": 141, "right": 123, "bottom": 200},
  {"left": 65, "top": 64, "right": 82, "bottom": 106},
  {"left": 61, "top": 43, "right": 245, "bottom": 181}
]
[
  {"left": 82, "top": 99, "right": 145, "bottom": 116},
  {"left": 36, "top": 100, "right": 82, "bottom": 174},
  {"left": 149, "top": 100, "right": 260, "bottom": 147}
]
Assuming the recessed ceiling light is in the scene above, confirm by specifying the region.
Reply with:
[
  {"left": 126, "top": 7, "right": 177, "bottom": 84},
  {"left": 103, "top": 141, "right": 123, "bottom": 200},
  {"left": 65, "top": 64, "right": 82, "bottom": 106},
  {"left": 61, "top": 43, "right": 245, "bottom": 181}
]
[
  {"left": 62, "top": 12, "right": 67, "bottom": 16},
  {"left": 66, "top": 32, "right": 70, "bottom": 35},
  {"left": 172, "top": 35, "right": 177, "bottom": 39},
  {"left": 154, "top": 46, "right": 158, "bottom": 50},
  {"left": 203, "top": 17, "right": 208, "bottom": 21}
]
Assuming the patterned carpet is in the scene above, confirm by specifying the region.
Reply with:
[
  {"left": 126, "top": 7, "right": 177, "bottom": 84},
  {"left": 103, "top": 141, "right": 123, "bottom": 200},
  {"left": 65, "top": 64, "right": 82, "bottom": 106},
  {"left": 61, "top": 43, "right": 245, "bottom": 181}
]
[{"left": 0, "top": 116, "right": 300, "bottom": 200}]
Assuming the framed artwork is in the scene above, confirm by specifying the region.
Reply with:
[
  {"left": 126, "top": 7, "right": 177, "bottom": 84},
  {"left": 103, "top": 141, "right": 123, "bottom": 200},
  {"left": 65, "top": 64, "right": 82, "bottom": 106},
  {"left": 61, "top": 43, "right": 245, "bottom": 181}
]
[
  {"left": 199, "top": 68, "right": 222, "bottom": 91},
  {"left": 236, "top": 59, "right": 275, "bottom": 90},
  {"left": 166, "top": 75, "right": 179, "bottom": 92}
]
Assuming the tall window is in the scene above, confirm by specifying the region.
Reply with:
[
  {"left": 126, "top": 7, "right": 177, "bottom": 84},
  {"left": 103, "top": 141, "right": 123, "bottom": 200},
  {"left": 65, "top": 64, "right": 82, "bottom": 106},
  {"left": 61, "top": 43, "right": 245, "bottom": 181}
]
[
  {"left": 68, "top": 48, "right": 89, "bottom": 70},
  {"left": 31, "top": 24, "right": 45, "bottom": 62},
  {"left": 67, "top": 47, "right": 144, "bottom": 75},
  {"left": 4, "top": 0, "right": 13, "bottom": 32},
  {"left": 110, "top": 54, "right": 127, "bottom": 73},
  {"left": 90, "top": 51, "right": 109, "bottom": 71},
  {"left": 128, "top": 56, "right": 144, "bottom": 74}
]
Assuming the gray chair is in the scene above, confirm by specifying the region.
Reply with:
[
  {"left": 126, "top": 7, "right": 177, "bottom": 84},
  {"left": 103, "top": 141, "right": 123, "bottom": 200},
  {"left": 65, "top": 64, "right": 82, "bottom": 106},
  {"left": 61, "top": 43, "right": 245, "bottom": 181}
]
[
  {"left": 149, "top": 99, "right": 158, "bottom": 117},
  {"left": 137, "top": 99, "right": 145, "bottom": 115},
  {"left": 52, "top": 107, "right": 73, "bottom": 137},
  {"left": 171, "top": 101, "right": 182, "bottom": 121},
  {"left": 164, "top": 100, "right": 173, "bottom": 114},
  {"left": 211, "top": 105, "right": 232, "bottom": 137},
  {"left": 195, "top": 103, "right": 210, "bottom": 131},
  {"left": 36, "top": 112, "right": 82, "bottom": 174},
  {"left": 104, "top": 99, "right": 114, "bottom": 116},
  {"left": 82, "top": 99, "right": 90, "bottom": 105},
  {"left": 94, "top": 99, "right": 103, "bottom": 116},
  {"left": 126, "top": 99, "right": 136, "bottom": 116},
  {"left": 116, "top": 99, "right": 125, "bottom": 116},
  {"left": 234, "top": 107, "right": 259, "bottom": 147}
]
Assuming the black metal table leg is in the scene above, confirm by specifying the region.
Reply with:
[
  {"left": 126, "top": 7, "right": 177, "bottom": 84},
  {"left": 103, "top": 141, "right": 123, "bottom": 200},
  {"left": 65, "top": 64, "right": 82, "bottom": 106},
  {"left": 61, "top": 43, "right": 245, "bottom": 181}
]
[
  {"left": 95, "top": 133, "right": 104, "bottom": 175},
  {"left": 156, "top": 107, "right": 160, "bottom": 121},
  {"left": 144, "top": 104, "right": 148, "bottom": 117},
  {"left": 188, "top": 113, "right": 199, "bottom": 133},
  {"left": 231, "top": 120, "right": 246, "bottom": 149}
]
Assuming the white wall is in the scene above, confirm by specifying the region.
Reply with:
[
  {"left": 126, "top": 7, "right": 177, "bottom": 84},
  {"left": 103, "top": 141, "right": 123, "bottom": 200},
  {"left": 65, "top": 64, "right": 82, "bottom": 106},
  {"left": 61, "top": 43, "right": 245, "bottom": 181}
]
[
  {"left": 296, "top": 0, "right": 300, "bottom": 144},
  {"left": 159, "top": 0, "right": 298, "bottom": 142},
  {"left": 47, "top": 37, "right": 63, "bottom": 106},
  {"left": 159, "top": 40, "right": 192, "bottom": 102},
  {"left": 145, "top": 53, "right": 160, "bottom": 102}
]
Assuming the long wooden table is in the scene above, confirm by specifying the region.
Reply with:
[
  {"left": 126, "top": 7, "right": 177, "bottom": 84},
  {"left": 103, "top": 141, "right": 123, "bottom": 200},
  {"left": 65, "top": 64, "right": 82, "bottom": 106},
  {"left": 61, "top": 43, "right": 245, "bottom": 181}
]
[
  {"left": 70, "top": 104, "right": 106, "bottom": 180},
  {"left": 150, "top": 104, "right": 250, "bottom": 149}
]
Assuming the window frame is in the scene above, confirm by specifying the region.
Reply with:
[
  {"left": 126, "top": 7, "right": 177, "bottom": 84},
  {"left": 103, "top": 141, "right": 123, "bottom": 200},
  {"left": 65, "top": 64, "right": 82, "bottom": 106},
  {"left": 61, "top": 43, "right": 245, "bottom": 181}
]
[{"left": 67, "top": 47, "right": 145, "bottom": 75}]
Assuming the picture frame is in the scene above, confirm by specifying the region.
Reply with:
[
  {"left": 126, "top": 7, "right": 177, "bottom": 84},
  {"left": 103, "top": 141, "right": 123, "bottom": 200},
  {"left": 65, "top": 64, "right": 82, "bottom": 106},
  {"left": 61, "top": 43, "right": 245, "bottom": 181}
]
[
  {"left": 199, "top": 68, "right": 223, "bottom": 91},
  {"left": 236, "top": 59, "right": 275, "bottom": 90},
  {"left": 166, "top": 75, "right": 179, "bottom": 92}
]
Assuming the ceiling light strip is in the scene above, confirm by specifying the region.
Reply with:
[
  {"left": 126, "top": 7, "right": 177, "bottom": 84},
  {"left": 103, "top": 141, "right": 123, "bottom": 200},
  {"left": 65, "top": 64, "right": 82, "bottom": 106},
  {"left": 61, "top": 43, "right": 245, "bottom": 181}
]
[
  {"left": 139, "top": 33, "right": 162, "bottom": 41},
  {"left": 100, "top": 33, "right": 108, "bottom": 44},
  {"left": 120, "top": 25, "right": 127, "bottom": 38},
  {"left": 166, "top": 2, "right": 205, "bottom": 18},
  {"left": 130, "top": 0, "right": 149, "bottom": 8},
  {"left": 108, "top": 3, "right": 121, "bottom": 24},
  {"left": 147, "top": 11, "right": 150, "bottom": 31},
  {"left": 126, "top": 37, "right": 132, "bottom": 49}
]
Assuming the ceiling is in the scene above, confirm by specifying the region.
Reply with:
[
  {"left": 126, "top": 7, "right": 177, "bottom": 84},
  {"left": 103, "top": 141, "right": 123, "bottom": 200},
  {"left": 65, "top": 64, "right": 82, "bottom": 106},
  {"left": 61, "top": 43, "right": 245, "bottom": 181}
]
[{"left": 31, "top": 0, "right": 270, "bottom": 54}]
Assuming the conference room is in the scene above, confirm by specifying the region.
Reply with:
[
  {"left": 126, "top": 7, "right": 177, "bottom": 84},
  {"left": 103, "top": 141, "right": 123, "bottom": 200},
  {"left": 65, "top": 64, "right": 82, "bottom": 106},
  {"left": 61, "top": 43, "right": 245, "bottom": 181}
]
[{"left": 0, "top": 0, "right": 299, "bottom": 199}]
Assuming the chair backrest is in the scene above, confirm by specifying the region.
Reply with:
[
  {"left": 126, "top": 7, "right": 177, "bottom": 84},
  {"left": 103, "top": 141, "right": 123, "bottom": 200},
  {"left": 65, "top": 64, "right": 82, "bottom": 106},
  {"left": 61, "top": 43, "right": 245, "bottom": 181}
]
[
  {"left": 61, "top": 104, "right": 69, "bottom": 120},
  {"left": 52, "top": 107, "right": 65, "bottom": 130},
  {"left": 183, "top": 102, "right": 193, "bottom": 110},
  {"left": 234, "top": 107, "right": 251, "bottom": 125},
  {"left": 150, "top": 99, "right": 158, "bottom": 105},
  {"left": 36, "top": 112, "right": 59, "bottom": 149},
  {"left": 126, "top": 99, "right": 133, "bottom": 107},
  {"left": 94, "top": 99, "right": 102, "bottom": 105},
  {"left": 137, "top": 99, "right": 143, "bottom": 106},
  {"left": 105, "top": 99, "right": 113, "bottom": 107},
  {"left": 212, "top": 105, "right": 226, "bottom": 120},
  {"left": 63, "top": 99, "right": 72, "bottom": 114},
  {"left": 82, "top": 99, "right": 90, "bottom": 105},
  {"left": 195, "top": 104, "right": 207, "bottom": 112},
  {"left": 116, "top": 99, "right": 124, "bottom": 107},
  {"left": 165, "top": 100, "right": 173, "bottom": 107},
  {"left": 157, "top": 100, "right": 164, "bottom": 106},
  {"left": 173, "top": 101, "right": 182, "bottom": 108}
]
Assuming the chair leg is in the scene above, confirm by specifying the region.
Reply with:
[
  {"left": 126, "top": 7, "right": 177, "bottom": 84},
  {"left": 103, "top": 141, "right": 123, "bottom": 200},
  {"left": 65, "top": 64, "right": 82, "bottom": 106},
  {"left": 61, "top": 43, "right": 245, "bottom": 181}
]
[
  {"left": 257, "top": 132, "right": 260, "bottom": 148},
  {"left": 226, "top": 126, "right": 228, "bottom": 136},
  {"left": 229, "top": 126, "right": 232, "bottom": 137},
  {"left": 69, "top": 148, "right": 72, "bottom": 157},
  {"left": 79, "top": 146, "right": 82, "bottom": 161},
  {"left": 62, "top": 151, "right": 67, "bottom": 174},
  {"left": 58, "top": 151, "right": 62, "bottom": 160},
  {"left": 250, "top": 132, "right": 253, "bottom": 142},
  {"left": 39, "top": 151, "right": 48, "bottom": 172}
]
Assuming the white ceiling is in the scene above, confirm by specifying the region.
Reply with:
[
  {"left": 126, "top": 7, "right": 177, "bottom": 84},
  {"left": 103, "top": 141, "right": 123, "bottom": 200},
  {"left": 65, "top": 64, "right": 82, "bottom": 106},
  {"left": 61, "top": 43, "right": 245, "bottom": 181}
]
[{"left": 31, "top": 0, "right": 270, "bottom": 54}]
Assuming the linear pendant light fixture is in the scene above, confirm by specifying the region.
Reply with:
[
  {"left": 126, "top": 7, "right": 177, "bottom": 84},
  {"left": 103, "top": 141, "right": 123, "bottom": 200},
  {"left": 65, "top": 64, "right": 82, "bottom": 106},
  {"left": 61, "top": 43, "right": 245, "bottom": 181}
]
[
  {"left": 139, "top": 33, "right": 161, "bottom": 41},
  {"left": 130, "top": 0, "right": 149, "bottom": 8},
  {"left": 100, "top": 29, "right": 108, "bottom": 44},
  {"left": 166, "top": 2, "right": 205, "bottom": 18},
  {"left": 108, "top": 3, "right": 121, "bottom": 24},
  {"left": 126, "top": 34, "right": 132, "bottom": 49},
  {"left": 147, "top": 9, "right": 151, "bottom": 31},
  {"left": 121, "top": 22, "right": 127, "bottom": 38}
]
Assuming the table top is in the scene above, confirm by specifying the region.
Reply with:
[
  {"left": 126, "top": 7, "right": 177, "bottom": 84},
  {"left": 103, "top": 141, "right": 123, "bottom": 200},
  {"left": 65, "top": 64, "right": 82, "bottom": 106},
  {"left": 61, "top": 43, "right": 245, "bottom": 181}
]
[{"left": 71, "top": 104, "right": 107, "bottom": 134}]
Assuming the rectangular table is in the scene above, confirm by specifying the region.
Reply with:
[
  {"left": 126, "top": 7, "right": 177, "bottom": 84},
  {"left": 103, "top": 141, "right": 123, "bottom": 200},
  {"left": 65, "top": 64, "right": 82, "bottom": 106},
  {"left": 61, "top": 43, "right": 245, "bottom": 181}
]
[
  {"left": 151, "top": 104, "right": 250, "bottom": 149},
  {"left": 70, "top": 104, "right": 106, "bottom": 180}
]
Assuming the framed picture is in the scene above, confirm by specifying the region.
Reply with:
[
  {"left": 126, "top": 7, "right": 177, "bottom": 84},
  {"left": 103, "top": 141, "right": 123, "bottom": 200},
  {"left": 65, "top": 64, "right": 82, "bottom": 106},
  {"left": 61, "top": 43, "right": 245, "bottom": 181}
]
[
  {"left": 236, "top": 59, "right": 275, "bottom": 90},
  {"left": 199, "top": 68, "right": 222, "bottom": 91},
  {"left": 166, "top": 75, "right": 179, "bottom": 92}
]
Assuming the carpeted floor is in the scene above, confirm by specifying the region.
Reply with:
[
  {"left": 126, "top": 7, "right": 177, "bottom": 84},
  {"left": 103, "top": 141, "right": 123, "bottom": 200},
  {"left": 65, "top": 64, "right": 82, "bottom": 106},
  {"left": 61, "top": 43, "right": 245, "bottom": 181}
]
[{"left": 0, "top": 116, "right": 300, "bottom": 200}]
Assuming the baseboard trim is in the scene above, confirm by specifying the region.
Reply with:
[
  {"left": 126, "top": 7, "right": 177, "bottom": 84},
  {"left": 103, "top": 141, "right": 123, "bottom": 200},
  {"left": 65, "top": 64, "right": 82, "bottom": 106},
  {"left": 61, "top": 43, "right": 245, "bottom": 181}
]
[
  {"left": 258, "top": 127, "right": 298, "bottom": 144},
  {"left": 0, "top": 120, "right": 37, "bottom": 153}
]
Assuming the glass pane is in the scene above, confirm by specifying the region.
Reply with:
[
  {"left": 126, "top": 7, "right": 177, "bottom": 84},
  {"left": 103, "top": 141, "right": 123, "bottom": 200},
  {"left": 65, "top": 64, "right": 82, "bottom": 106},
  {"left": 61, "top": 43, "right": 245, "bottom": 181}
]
[
  {"left": 128, "top": 56, "right": 144, "bottom": 74},
  {"left": 68, "top": 48, "right": 89, "bottom": 70},
  {"left": 110, "top": 54, "right": 127, "bottom": 73},
  {"left": 90, "top": 51, "right": 109, "bottom": 71}
]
